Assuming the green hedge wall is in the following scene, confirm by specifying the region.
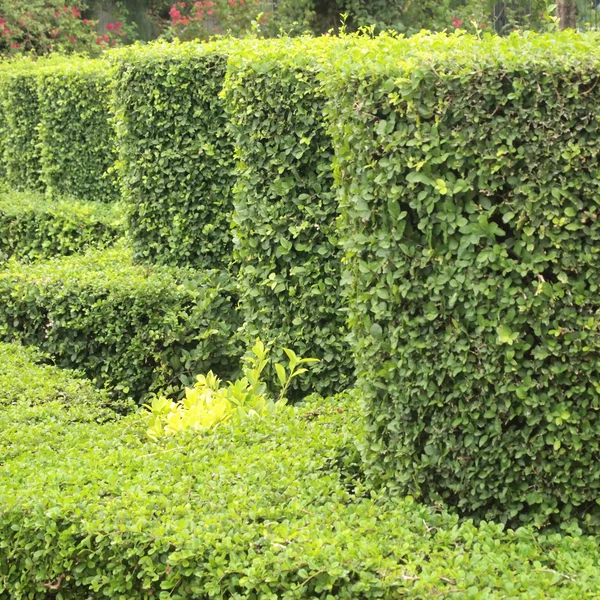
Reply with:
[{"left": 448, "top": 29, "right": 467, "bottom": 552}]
[
  {"left": 0, "top": 61, "right": 44, "bottom": 192},
  {"left": 325, "top": 32, "right": 600, "bottom": 531},
  {"left": 110, "top": 41, "right": 239, "bottom": 269},
  {"left": 0, "top": 191, "right": 124, "bottom": 264},
  {"left": 37, "top": 59, "right": 119, "bottom": 203},
  {"left": 224, "top": 38, "right": 353, "bottom": 397},
  {"left": 0, "top": 80, "right": 5, "bottom": 184},
  {"left": 2, "top": 392, "right": 600, "bottom": 599},
  {"left": 0, "top": 246, "right": 240, "bottom": 403}
]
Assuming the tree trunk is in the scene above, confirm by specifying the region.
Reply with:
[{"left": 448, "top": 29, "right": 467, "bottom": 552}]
[{"left": 557, "top": 0, "right": 578, "bottom": 30}]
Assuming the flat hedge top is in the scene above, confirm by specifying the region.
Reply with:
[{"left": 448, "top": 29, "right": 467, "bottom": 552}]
[
  {"left": 107, "top": 37, "right": 247, "bottom": 66},
  {"left": 0, "top": 393, "right": 599, "bottom": 598},
  {"left": 0, "top": 55, "right": 102, "bottom": 76},
  {"left": 225, "top": 35, "right": 342, "bottom": 70},
  {"left": 0, "top": 190, "right": 124, "bottom": 224},
  {"left": 0, "top": 245, "right": 223, "bottom": 294},
  {"left": 324, "top": 31, "right": 600, "bottom": 81}
]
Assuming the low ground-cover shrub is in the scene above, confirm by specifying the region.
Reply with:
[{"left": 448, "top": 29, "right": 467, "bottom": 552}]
[
  {"left": 0, "top": 341, "right": 122, "bottom": 468},
  {"left": 0, "top": 191, "right": 124, "bottom": 263},
  {"left": 36, "top": 59, "right": 119, "bottom": 202},
  {"left": 324, "top": 31, "right": 600, "bottom": 531},
  {"left": 0, "top": 391, "right": 599, "bottom": 598},
  {"left": 0, "top": 341, "right": 113, "bottom": 413},
  {"left": 223, "top": 37, "right": 354, "bottom": 397},
  {"left": 0, "top": 245, "right": 241, "bottom": 403},
  {"left": 110, "top": 40, "right": 241, "bottom": 269}
]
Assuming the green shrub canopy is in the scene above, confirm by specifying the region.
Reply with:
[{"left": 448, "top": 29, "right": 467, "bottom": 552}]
[
  {"left": 0, "top": 246, "right": 241, "bottom": 403},
  {"left": 2, "top": 384, "right": 600, "bottom": 598},
  {"left": 0, "top": 191, "right": 124, "bottom": 264}
]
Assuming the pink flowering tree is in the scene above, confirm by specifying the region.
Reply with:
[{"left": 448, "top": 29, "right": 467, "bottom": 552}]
[
  {"left": 162, "top": 0, "right": 272, "bottom": 40},
  {"left": 0, "top": 0, "right": 129, "bottom": 56}
]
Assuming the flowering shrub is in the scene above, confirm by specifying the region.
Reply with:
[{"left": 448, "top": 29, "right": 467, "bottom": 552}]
[
  {"left": 95, "top": 19, "right": 130, "bottom": 49},
  {"left": 0, "top": 0, "right": 129, "bottom": 56},
  {"left": 162, "top": 0, "right": 272, "bottom": 40}
]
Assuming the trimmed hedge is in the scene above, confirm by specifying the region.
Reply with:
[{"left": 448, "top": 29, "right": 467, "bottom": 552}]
[
  {"left": 0, "top": 191, "right": 124, "bottom": 264},
  {"left": 224, "top": 38, "right": 353, "bottom": 397},
  {"left": 0, "top": 83, "right": 5, "bottom": 184},
  {"left": 110, "top": 41, "right": 240, "bottom": 269},
  {"left": 0, "top": 341, "right": 117, "bottom": 417},
  {"left": 0, "top": 246, "right": 240, "bottom": 402},
  {"left": 0, "top": 60, "right": 44, "bottom": 191},
  {"left": 37, "top": 59, "right": 119, "bottom": 203},
  {"left": 325, "top": 32, "right": 600, "bottom": 531},
  {"left": 1, "top": 392, "right": 600, "bottom": 598}
]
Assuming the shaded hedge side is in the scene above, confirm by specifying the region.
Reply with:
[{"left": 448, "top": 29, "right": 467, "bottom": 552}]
[{"left": 224, "top": 38, "right": 354, "bottom": 397}]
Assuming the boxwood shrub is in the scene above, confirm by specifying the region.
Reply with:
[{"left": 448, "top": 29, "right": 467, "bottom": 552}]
[
  {"left": 325, "top": 32, "right": 600, "bottom": 531},
  {"left": 1, "top": 392, "right": 600, "bottom": 598},
  {"left": 0, "top": 246, "right": 241, "bottom": 403},
  {"left": 0, "top": 341, "right": 118, "bottom": 418},
  {"left": 36, "top": 59, "right": 119, "bottom": 203},
  {"left": 0, "top": 81, "right": 5, "bottom": 184},
  {"left": 223, "top": 38, "right": 354, "bottom": 397},
  {"left": 0, "top": 59, "right": 44, "bottom": 192},
  {"left": 110, "top": 41, "right": 240, "bottom": 269},
  {"left": 0, "top": 191, "right": 124, "bottom": 264}
]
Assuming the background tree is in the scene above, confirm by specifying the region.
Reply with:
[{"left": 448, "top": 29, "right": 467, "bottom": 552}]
[
  {"left": 0, "top": 0, "right": 131, "bottom": 55},
  {"left": 557, "top": 0, "right": 578, "bottom": 29}
]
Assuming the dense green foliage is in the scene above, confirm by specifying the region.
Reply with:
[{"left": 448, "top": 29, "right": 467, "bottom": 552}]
[
  {"left": 2, "top": 32, "right": 600, "bottom": 593},
  {"left": 0, "top": 60, "right": 44, "bottom": 191},
  {"left": 224, "top": 38, "right": 353, "bottom": 397},
  {"left": 0, "top": 341, "right": 119, "bottom": 416},
  {"left": 0, "top": 246, "right": 240, "bottom": 402},
  {"left": 37, "top": 59, "right": 119, "bottom": 202},
  {"left": 110, "top": 41, "right": 238, "bottom": 269},
  {"left": 0, "top": 191, "right": 124, "bottom": 263},
  {"left": 0, "top": 57, "right": 119, "bottom": 201},
  {"left": 325, "top": 31, "right": 600, "bottom": 531},
  {"left": 1, "top": 388, "right": 600, "bottom": 598}
]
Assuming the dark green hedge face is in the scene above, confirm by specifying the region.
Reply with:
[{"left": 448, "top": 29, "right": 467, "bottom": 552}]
[
  {"left": 0, "top": 58, "right": 119, "bottom": 202},
  {"left": 324, "top": 32, "right": 600, "bottom": 532},
  {"left": 0, "top": 69, "right": 44, "bottom": 192},
  {"left": 37, "top": 61, "right": 119, "bottom": 203},
  {"left": 223, "top": 38, "right": 355, "bottom": 399}
]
